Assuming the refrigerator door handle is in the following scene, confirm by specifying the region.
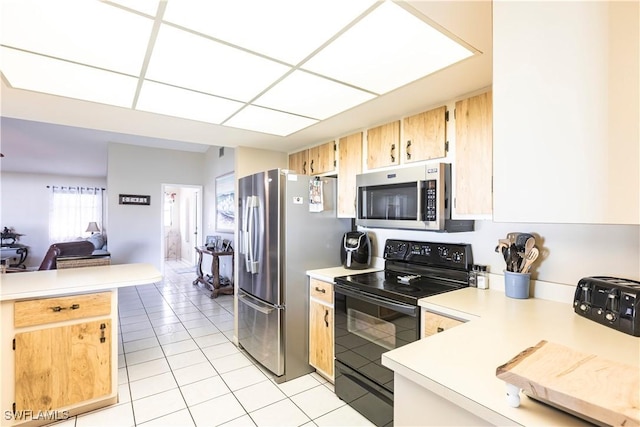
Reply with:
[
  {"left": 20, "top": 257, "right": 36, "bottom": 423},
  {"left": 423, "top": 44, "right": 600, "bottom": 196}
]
[
  {"left": 248, "top": 196, "right": 260, "bottom": 274},
  {"left": 242, "top": 196, "right": 251, "bottom": 272},
  {"left": 238, "top": 292, "right": 274, "bottom": 315}
]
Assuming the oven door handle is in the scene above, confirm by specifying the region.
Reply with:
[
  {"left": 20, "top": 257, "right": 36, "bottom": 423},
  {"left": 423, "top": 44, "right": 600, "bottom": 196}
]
[{"left": 335, "top": 285, "right": 418, "bottom": 317}]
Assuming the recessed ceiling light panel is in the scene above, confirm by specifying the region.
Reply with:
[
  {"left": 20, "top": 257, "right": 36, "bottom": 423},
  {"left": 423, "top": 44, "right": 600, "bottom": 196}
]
[
  {"left": 254, "top": 70, "right": 376, "bottom": 120},
  {"left": 106, "top": 0, "right": 161, "bottom": 17},
  {"left": 303, "top": 1, "right": 474, "bottom": 94},
  {"left": 0, "top": 0, "right": 154, "bottom": 75},
  {"left": 225, "top": 105, "right": 318, "bottom": 136},
  {"left": 137, "top": 81, "right": 245, "bottom": 124},
  {"left": 1, "top": 47, "right": 138, "bottom": 108},
  {"left": 146, "top": 25, "right": 291, "bottom": 102},
  {"left": 163, "top": 0, "right": 378, "bottom": 65}
]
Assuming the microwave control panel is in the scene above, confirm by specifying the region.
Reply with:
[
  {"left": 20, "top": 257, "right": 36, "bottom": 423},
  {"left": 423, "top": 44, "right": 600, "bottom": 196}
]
[{"left": 425, "top": 180, "right": 437, "bottom": 221}]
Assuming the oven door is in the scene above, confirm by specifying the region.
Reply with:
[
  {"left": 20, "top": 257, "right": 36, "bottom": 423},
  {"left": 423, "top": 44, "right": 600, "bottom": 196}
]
[{"left": 334, "top": 284, "right": 419, "bottom": 427}]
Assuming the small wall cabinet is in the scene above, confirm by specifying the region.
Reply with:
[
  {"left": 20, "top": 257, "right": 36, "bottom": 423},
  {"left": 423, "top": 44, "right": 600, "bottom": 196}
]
[
  {"left": 308, "top": 141, "right": 336, "bottom": 175},
  {"left": 454, "top": 91, "right": 493, "bottom": 216},
  {"left": 367, "top": 121, "right": 401, "bottom": 169},
  {"left": 402, "top": 105, "right": 447, "bottom": 164},
  {"left": 337, "top": 132, "right": 363, "bottom": 218},
  {"left": 288, "top": 149, "right": 309, "bottom": 175},
  {"left": 308, "top": 278, "right": 334, "bottom": 382}
]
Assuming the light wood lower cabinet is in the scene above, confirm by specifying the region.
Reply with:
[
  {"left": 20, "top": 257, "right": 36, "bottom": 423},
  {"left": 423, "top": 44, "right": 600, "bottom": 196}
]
[
  {"left": 308, "top": 278, "right": 334, "bottom": 382},
  {"left": 15, "top": 319, "right": 112, "bottom": 412},
  {"left": 2, "top": 291, "right": 117, "bottom": 426},
  {"left": 422, "top": 310, "right": 465, "bottom": 338}
]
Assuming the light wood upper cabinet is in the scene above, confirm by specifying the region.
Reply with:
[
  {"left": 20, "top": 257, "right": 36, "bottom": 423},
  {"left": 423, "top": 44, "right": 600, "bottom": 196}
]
[
  {"left": 367, "top": 120, "right": 400, "bottom": 169},
  {"left": 454, "top": 91, "right": 493, "bottom": 216},
  {"left": 308, "top": 141, "right": 336, "bottom": 175},
  {"left": 338, "top": 132, "right": 363, "bottom": 218},
  {"left": 402, "top": 106, "right": 447, "bottom": 163},
  {"left": 288, "top": 149, "right": 309, "bottom": 175}
]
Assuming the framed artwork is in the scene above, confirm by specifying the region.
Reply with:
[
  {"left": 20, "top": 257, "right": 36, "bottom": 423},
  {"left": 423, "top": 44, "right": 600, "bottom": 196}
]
[{"left": 215, "top": 173, "right": 235, "bottom": 231}]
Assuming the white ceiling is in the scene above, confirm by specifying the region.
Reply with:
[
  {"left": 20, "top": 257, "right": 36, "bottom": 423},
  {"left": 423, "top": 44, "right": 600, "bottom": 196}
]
[{"left": 0, "top": 0, "right": 492, "bottom": 177}]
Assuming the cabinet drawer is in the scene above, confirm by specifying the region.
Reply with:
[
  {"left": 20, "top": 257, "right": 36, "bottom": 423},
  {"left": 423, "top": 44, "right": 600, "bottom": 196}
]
[
  {"left": 309, "top": 278, "right": 333, "bottom": 305},
  {"left": 15, "top": 292, "right": 112, "bottom": 328},
  {"left": 423, "top": 310, "right": 465, "bottom": 337}
]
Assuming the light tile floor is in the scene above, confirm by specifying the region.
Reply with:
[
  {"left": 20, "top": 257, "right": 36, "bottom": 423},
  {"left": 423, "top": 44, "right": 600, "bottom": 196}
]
[{"left": 50, "top": 260, "right": 374, "bottom": 427}]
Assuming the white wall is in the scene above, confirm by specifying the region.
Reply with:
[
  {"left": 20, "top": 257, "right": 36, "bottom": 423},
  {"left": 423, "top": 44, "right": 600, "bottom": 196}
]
[
  {"left": 0, "top": 172, "right": 107, "bottom": 269},
  {"left": 107, "top": 143, "right": 204, "bottom": 271},
  {"left": 362, "top": 221, "right": 640, "bottom": 293},
  {"left": 204, "top": 146, "right": 235, "bottom": 281}
]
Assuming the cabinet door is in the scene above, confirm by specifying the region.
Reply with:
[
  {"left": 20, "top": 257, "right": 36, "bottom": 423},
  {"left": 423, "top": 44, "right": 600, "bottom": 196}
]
[
  {"left": 402, "top": 106, "right": 447, "bottom": 163},
  {"left": 14, "top": 319, "right": 112, "bottom": 412},
  {"left": 309, "top": 299, "right": 334, "bottom": 380},
  {"left": 288, "top": 149, "right": 309, "bottom": 175},
  {"left": 455, "top": 91, "right": 493, "bottom": 216},
  {"left": 308, "top": 141, "right": 336, "bottom": 175},
  {"left": 422, "top": 311, "right": 464, "bottom": 337},
  {"left": 338, "top": 132, "right": 363, "bottom": 218},
  {"left": 367, "top": 121, "right": 400, "bottom": 169}
]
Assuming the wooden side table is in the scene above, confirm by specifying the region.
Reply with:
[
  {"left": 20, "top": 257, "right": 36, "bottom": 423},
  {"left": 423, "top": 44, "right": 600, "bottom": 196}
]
[{"left": 193, "top": 246, "right": 234, "bottom": 298}]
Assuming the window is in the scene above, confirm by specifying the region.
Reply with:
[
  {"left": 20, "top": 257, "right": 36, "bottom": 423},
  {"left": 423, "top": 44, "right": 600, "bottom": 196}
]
[{"left": 48, "top": 186, "right": 105, "bottom": 243}]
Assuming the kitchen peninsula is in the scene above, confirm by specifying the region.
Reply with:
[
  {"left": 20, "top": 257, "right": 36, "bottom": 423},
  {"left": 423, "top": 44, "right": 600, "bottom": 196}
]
[
  {"left": 0, "top": 264, "right": 162, "bottom": 426},
  {"left": 382, "top": 288, "right": 640, "bottom": 426}
]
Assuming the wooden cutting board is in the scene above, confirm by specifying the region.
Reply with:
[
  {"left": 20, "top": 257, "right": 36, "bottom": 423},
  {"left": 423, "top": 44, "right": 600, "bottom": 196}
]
[{"left": 496, "top": 340, "right": 639, "bottom": 426}]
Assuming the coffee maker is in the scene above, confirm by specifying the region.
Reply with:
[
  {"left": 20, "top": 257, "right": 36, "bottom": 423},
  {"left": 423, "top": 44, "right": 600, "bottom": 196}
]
[{"left": 341, "top": 231, "right": 371, "bottom": 270}]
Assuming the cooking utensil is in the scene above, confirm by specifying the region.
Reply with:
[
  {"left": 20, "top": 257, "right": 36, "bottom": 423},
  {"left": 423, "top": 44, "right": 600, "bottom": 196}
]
[
  {"left": 507, "top": 243, "right": 522, "bottom": 272},
  {"left": 495, "top": 238, "right": 511, "bottom": 253},
  {"left": 523, "top": 237, "right": 535, "bottom": 257},
  {"left": 520, "top": 247, "right": 539, "bottom": 273}
]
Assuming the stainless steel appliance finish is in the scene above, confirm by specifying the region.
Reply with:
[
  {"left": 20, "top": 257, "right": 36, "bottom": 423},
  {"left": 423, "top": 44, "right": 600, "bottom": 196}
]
[
  {"left": 237, "top": 169, "right": 350, "bottom": 382},
  {"left": 355, "top": 163, "right": 474, "bottom": 232},
  {"left": 334, "top": 239, "right": 472, "bottom": 426}
]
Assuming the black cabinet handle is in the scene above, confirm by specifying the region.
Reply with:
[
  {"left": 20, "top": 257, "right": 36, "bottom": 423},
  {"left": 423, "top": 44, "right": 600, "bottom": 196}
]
[
  {"left": 437, "top": 327, "right": 444, "bottom": 333},
  {"left": 310, "top": 159, "right": 315, "bottom": 174},
  {"left": 390, "top": 144, "right": 396, "bottom": 162},
  {"left": 406, "top": 140, "right": 412, "bottom": 160},
  {"left": 315, "top": 287, "right": 326, "bottom": 293},
  {"left": 324, "top": 309, "right": 329, "bottom": 328},
  {"left": 303, "top": 161, "right": 307, "bottom": 174}
]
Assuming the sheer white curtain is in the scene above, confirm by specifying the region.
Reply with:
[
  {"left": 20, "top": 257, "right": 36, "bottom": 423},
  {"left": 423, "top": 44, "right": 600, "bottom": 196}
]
[{"left": 48, "top": 186, "right": 104, "bottom": 243}]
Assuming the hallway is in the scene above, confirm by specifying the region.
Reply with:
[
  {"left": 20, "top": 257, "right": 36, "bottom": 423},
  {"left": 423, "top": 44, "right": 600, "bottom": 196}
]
[{"left": 50, "top": 260, "right": 373, "bottom": 426}]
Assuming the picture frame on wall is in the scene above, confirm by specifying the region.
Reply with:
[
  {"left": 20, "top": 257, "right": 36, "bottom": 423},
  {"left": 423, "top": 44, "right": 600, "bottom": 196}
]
[{"left": 215, "top": 173, "right": 235, "bottom": 232}]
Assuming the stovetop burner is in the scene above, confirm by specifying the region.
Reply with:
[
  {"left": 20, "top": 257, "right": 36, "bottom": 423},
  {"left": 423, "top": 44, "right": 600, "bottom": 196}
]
[{"left": 335, "top": 239, "right": 473, "bottom": 305}]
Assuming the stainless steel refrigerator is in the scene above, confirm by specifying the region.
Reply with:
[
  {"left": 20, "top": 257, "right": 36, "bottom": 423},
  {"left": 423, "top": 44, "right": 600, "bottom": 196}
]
[{"left": 237, "top": 169, "right": 350, "bottom": 383}]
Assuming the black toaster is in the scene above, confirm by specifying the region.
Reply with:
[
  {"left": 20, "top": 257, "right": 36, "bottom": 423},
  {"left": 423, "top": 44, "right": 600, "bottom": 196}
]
[{"left": 573, "top": 276, "right": 640, "bottom": 337}]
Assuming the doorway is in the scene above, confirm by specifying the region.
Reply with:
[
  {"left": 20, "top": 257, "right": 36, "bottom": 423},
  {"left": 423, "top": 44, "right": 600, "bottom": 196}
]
[{"left": 161, "top": 184, "right": 203, "bottom": 274}]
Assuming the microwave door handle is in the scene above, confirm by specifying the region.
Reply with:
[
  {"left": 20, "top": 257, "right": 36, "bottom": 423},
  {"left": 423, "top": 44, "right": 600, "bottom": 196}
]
[{"left": 417, "top": 182, "right": 424, "bottom": 221}]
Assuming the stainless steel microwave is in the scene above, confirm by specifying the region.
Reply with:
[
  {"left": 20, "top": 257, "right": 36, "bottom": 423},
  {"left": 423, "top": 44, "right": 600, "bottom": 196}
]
[{"left": 355, "top": 163, "right": 474, "bottom": 232}]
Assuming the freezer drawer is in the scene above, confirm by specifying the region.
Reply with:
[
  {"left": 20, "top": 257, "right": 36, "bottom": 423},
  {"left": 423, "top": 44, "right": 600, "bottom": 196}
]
[{"left": 237, "top": 290, "right": 284, "bottom": 376}]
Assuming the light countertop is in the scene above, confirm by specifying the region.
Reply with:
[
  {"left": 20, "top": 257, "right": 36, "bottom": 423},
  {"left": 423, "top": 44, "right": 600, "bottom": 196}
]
[
  {"left": 307, "top": 262, "right": 383, "bottom": 283},
  {"left": 382, "top": 288, "right": 640, "bottom": 426},
  {"left": 0, "top": 263, "right": 162, "bottom": 301}
]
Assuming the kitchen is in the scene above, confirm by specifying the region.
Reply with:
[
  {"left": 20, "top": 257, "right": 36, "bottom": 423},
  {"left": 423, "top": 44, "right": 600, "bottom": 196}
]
[{"left": 1, "top": 0, "right": 639, "bottom": 426}]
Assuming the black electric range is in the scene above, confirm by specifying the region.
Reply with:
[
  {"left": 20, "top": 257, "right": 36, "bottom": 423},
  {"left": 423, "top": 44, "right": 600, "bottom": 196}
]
[
  {"left": 333, "top": 239, "right": 473, "bottom": 427},
  {"left": 335, "top": 239, "right": 473, "bottom": 305}
]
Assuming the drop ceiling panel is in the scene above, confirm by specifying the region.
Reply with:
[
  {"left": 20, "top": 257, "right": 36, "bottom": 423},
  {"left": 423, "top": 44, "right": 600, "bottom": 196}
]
[
  {"left": 0, "top": 0, "right": 153, "bottom": 75},
  {"left": 146, "top": 24, "right": 290, "bottom": 102},
  {"left": 162, "top": 0, "right": 378, "bottom": 64},
  {"left": 225, "top": 105, "right": 318, "bottom": 136},
  {"left": 254, "top": 70, "right": 376, "bottom": 120},
  {"left": 1, "top": 47, "right": 138, "bottom": 108},
  {"left": 302, "top": 1, "right": 474, "bottom": 94},
  {"left": 137, "top": 81, "right": 245, "bottom": 124}
]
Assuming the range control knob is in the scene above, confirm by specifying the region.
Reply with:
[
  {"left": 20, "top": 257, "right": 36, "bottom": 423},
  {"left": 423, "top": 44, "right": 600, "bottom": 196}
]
[
  {"left": 452, "top": 252, "right": 463, "bottom": 263},
  {"left": 605, "top": 312, "right": 617, "bottom": 322},
  {"left": 579, "top": 303, "right": 590, "bottom": 312}
]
